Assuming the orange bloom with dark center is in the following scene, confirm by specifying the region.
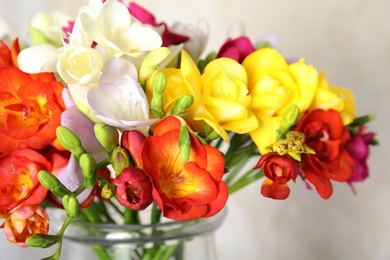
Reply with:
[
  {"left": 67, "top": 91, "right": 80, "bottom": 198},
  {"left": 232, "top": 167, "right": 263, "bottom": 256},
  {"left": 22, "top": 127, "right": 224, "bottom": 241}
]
[
  {"left": 2, "top": 206, "right": 50, "bottom": 247},
  {"left": 0, "top": 66, "right": 65, "bottom": 153},
  {"left": 140, "top": 116, "right": 228, "bottom": 220}
]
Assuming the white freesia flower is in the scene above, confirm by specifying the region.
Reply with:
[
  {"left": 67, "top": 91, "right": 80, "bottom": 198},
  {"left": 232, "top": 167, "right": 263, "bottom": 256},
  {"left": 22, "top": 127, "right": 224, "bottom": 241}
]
[
  {"left": 77, "top": 0, "right": 162, "bottom": 62},
  {"left": 86, "top": 58, "right": 157, "bottom": 135},
  {"left": 57, "top": 44, "right": 103, "bottom": 85},
  {"left": 170, "top": 20, "right": 209, "bottom": 61}
]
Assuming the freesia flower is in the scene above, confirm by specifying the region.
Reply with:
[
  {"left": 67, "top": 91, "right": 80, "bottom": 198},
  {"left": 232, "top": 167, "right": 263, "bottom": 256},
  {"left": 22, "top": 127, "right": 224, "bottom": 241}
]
[
  {"left": 345, "top": 126, "right": 376, "bottom": 192},
  {"left": 155, "top": 50, "right": 258, "bottom": 141},
  {"left": 0, "top": 149, "right": 51, "bottom": 215},
  {"left": 216, "top": 36, "right": 255, "bottom": 63},
  {"left": 76, "top": 0, "right": 162, "bottom": 63},
  {"left": 121, "top": 130, "right": 146, "bottom": 166},
  {"left": 255, "top": 152, "right": 299, "bottom": 200},
  {"left": 0, "top": 45, "right": 66, "bottom": 153},
  {"left": 242, "top": 47, "right": 318, "bottom": 154},
  {"left": 140, "top": 116, "right": 228, "bottom": 220},
  {"left": 113, "top": 166, "right": 153, "bottom": 210},
  {"left": 295, "top": 109, "right": 355, "bottom": 199},
  {"left": 0, "top": 39, "right": 18, "bottom": 67},
  {"left": 309, "top": 72, "right": 356, "bottom": 125},
  {"left": 86, "top": 58, "right": 157, "bottom": 134},
  {"left": 2, "top": 206, "right": 50, "bottom": 247}
]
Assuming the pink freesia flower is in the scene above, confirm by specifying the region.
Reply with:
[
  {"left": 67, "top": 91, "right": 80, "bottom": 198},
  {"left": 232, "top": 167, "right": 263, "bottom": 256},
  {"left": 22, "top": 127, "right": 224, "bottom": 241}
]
[
  {"left": 127, "top": 2, "right": 189, "bottom": 47},
  {"left": 345, "top": 126, "right": 376, "bottom": 193},
  {"left": 216, "top": 36, "right": 255, "bottom": 63}
]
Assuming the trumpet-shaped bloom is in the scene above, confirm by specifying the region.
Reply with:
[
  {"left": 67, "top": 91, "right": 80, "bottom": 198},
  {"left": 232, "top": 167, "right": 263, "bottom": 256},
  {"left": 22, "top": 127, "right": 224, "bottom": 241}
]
[
  {"left": 0, "top": 65, "right": 65, "bottom": 153},
  {"left": 216, "top": 36, "right": 255, "bottom": 63},
  {"left": 140, "top": 116, "right": 228, "bottom": 220},
  {"left": 86, "top": 58, "right": 157, "bottom": 134},
  {"left": 77, "top": 0, "right": 162, "bottom": 60},
  {"left": 0, "top": 149, "right": 51, "bottom": 214},
  {"left": 2, "top": 206, "right": 50, "bottom": 247},
  {"left": 242, "top": 48, "right": 318, "bottom": 154},
  {"left": 156, "top": 50, "right": 258, "bottom": 141},
  {"left": 113, "top": 167, "right": 153, "bottom": 210},
  {"left": 295, "top": 109, "right": 355, "bottom": 199}
]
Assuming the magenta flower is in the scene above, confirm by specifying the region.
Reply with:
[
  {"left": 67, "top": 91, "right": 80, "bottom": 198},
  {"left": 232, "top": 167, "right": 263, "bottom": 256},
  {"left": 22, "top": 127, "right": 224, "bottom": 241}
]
[
  {"left": 216, "top": 36, "right": 255, "bottom": 63},
  {"left": 345, "top": 126, "right": 376, "bottom": 193},
  {"left": 128, "top": 2, "right": 189, "bottom": 47}
]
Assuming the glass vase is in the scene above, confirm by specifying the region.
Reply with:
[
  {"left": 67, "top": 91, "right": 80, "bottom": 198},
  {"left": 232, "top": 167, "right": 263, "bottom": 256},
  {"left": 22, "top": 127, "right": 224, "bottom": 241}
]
[{"left": 59, "top": 209, "right": 227, "bottom": 260}]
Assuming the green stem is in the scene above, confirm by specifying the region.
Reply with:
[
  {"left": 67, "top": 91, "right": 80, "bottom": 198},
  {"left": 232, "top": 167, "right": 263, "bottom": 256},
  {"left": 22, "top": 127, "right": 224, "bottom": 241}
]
[
  {"left": 228, "top": 168, "right": 264, "bottom": 194},
  {"left": 124, "top": 208, "right": 140, "bottom": 224}
]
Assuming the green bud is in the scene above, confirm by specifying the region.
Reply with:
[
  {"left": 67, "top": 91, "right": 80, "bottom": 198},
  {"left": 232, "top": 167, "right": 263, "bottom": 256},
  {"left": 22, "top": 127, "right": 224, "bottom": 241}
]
[
  {"left": 101, "top": 183, "right": 116, "bottom": 199},
  {"left": 139, "top": 47, "right": 171, "bottom": 84},
  {"left": 152, "top": 72, "right": 167, "bottom": 95},
  {"left": 38, "top": 170, "right": 71, "bottom": 198},
  {"left": 26, "top": 234, "right": 60, "bottom": 248},
  {"left": 277, "top": 105, "right": 300, "bottom": 138},
  {"left": 94, "top": 123, "right": 119, "bottom": 153},
  {"left": 151, "top": 95, "right": 164, "bottom": 118},
  {"left": 56, "top": 126, "right": 85, "bottom": 160},
  {"left": 350, "top": 114, "right": 376, "bottom": 127},
  {"left": 205, "top": 131, "right": 220, "bottom": 142},
  {"left": 171, "top": 94, "right": 194, "bottom": 115},
  {"left": 179, "top": 125, "right": 191, "bottom": 161},
  {"left": 62, "top": 194, "right": 81, "bottom": 220},
  {"left": 79, "top": 153, "right": 97, "bottom": 188},
  {"left": 111, "top": 146, "right": 131, "bottom": 175}
]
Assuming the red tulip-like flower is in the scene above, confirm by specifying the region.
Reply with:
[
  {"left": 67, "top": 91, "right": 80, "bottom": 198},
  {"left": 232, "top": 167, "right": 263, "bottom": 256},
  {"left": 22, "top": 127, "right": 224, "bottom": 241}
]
[
  {"left": 113, "top": 167, "right": 153, "bottom": 210},
  {"left": 1, "top": 206, "right": 49, "bottom": 247},
  {"left": 140, "top": 116, "right": 228, "bottom": 220},
  {"left": 295, "top": 109, "right": 355, "bottom": 199},
  {"left": 216, "top": 36, "right": 255, "bottom": 63},
  {"left": 255, "top": 152, "right": 299, "bottom": 200},
  {"left": 0, "top": 40, "right": 65, "bottom": 153}
]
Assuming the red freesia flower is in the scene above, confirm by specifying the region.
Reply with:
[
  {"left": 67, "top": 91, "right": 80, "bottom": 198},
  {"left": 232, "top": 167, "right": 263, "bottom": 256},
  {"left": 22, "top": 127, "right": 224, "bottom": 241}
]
[
  {"left": 345, "top": 126, "right": 376, "bottom": 192},
  {"left": 0, "top": 39, "right": 19, "bottom": 68},
  {"left": 128, "top": 2, "right": 189, "bottom": 47},
  {"left": 216, "top": 36, "right": 255, "bottom": 63},
  {"left": 140, "top": 116, "right": 228, "bottom": 220},
  {"left": 1, "top": 206, "right": 49, "bottom": 247},
  {"left": 113, "top": 167, "right": 153, "bottom": 210},
  {"left": 0, "top": 149, "right": 51, "bottom": 215},
  {"left": 255, "top": 152, "right": 299, "bottom": 200},
  {"left": 295, "top": 109, "right": 355, "bottom": 199},
  {"left": 0, "top": 65, "right": 65, "bottom": 153},
  {"left": 121, "top": 130, "right": 146, "bottom": 166}
]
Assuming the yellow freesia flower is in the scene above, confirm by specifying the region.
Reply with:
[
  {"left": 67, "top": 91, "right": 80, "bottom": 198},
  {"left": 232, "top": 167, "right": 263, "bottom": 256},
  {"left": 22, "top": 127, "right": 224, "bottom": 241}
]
[
  {"left": 243, "top": 48, "right": 318, "bottom": 154},
  {"left": 148, "top": 50, "right": 258, "bottom": 141},
  {"left": 309, "top": 71, "right": 356, "bottom": 125}
]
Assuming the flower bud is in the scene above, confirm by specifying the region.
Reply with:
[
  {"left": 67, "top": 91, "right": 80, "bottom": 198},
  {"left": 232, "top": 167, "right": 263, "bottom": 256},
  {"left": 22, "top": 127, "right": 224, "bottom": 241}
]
[
  {"left": 152, "top": 71, "right": 167, "bottom": 95},
  {"left": 277, "top": 104, "right": 299, "bottom": 139},
  {"left": 56, "top": 126, "right": 85, "bottom": 160},
  {"left": 101, "top": 183, "right": 116, "bottom": 199},
  {"left": 62, "top": 194, "right": 81, "bottom": 220},
  {"left": 179, "top": 125, "right": 191, "bottom": 161},
  {"left": 79, "top": 153, "right": 97, "bottom": 188},
  {"left": 171, "top": 94, "right": 194, "bottom": 115},
  {"left": 111, "top": 147, "right": 131, "bottom": 175},
  {"left": 26, "top": 234, "right": 60, "bottom": 248},
  {"left": 139, "top": 47, "right": 170, "bottom": 84},
  {"left": 151, "top": 95, "right": 164, "bottom": 118},
  {"left": 121, "top": 130, "right": 146, "bottom": 166},
  {"left": 94, "top": 123, "right": 119, "bottom": 153},
  {"left": 38, "top": 170, "right": 71, "bottom": 198}
]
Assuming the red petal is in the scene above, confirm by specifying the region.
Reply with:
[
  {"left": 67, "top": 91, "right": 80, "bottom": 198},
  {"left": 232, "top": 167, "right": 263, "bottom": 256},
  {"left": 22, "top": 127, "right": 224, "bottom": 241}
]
[{"left": 260, "top": 179, "right": 290, "bottom": 200}]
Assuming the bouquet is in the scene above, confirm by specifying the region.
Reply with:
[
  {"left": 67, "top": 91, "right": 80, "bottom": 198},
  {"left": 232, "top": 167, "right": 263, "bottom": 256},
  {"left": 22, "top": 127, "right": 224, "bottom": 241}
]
[{"left": 0, "top": 0, "right": 377, "bottom": 259}]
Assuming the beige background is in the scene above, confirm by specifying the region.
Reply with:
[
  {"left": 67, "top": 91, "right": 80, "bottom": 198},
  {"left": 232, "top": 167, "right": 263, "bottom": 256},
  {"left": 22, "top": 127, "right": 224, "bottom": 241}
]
[{"left": 0, "top": 0, "right": 389, "bottom": 259}]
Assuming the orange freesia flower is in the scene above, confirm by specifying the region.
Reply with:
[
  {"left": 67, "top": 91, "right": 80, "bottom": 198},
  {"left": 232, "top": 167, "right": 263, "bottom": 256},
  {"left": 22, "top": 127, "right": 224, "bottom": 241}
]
[
  {"left": 0, "top": 65, "right": 65, "bottom": 153},
  {"left": 140, "top": 116, "right": 228, "bottom": 220},
  {"left": 0, "top": 149, "right": 52, "bottom": 215},
  {"left": 1, "top": 206, "right": 49, "bottom": 247}
]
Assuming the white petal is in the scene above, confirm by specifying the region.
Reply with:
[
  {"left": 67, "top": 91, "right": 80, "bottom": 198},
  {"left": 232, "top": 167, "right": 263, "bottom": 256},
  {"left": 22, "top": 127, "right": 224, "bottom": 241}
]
[
  {"left": 100, "top": 58, "right": 138, "bottom": 84},
  {"left": 17, "top": 44, "right": 60, "bottom": 73}
]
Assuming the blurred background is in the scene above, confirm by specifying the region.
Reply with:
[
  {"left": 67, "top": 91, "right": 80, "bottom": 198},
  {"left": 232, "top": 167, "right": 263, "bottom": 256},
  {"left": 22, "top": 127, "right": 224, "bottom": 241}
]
[{"left": 0, "top": 0, "right": 389, "bottom": 259}]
